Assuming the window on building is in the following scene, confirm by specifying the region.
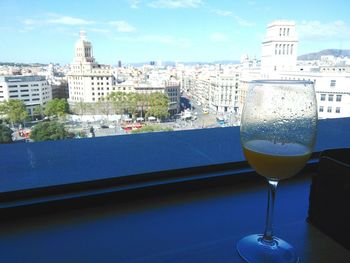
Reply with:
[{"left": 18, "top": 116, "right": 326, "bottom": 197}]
[
  {"left": 336, "top": 107, "right": 341, "bottom": 113},
  {"left": 336, "top": 95, "right": 342, "bottom": 102},
  {"left": 330, "top": 80, "right": 336, "bottom": 87},
  {"left": 319, "top": 106, "right": 324, "bottom": 112},
  {"left": 327, "top": 106, "right": 332, "bottom": 113},
  {"left": 328, "top": 94, "right": 334, "bottom": 101},
  {"left": 320, "top": 94, "right": 326, "bottom": 101}
]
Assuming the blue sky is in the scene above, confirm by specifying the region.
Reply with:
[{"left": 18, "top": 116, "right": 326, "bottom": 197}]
[{"left": 0, "top": 0, "right": 349, "bottom": 65}]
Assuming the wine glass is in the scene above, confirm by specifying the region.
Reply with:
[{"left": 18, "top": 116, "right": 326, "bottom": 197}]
[{"left": 236, "top": 80, "right": 317, "bottom": 263}]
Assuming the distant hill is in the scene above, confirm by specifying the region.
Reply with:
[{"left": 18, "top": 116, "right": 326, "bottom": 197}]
[{"left": 298, "top": 49, "right": 350, "bottom": 60}]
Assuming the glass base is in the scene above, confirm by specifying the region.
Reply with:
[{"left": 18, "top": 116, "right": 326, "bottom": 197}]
[{"left": 236, "top": 234, "right": 299, "bottom": 263}]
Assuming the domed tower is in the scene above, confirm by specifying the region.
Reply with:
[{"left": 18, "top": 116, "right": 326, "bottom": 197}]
[
  {"left": 73, "top": 31, "right": 95, "bottom": 64},
  {"left": 68, "top": 31, "right": 113, "bottom": 104}
]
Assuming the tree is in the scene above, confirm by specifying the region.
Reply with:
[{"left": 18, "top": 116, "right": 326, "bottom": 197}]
[
  {"left": 33, "top": 105, "right": 44, "bottom": 120},
  {"left": 146, "top": 92, "right": 170, "bottom": 120},
  {"left": 0, "top": 99, "right": 29, "bottom": 125},
  {"left": 97, "top": 97, "right": 112, "bottom": 121},
  {"left": 30, "top": 121, "right": 72, "bottom": 142},
  {"left": 108, "top": 92, "right": 127, "bottom": 115},
  {"left": 73, "top": 100, "right": 89, "bottom": 119},
  {"left": 126, "top": 92, "right": 141, "bottom": 118},
  {"left": 44, "top": 99, "right": 69, "bottom": 118},
  {"left": 0, "top": 124, "right": 13, "bottom": 143}
]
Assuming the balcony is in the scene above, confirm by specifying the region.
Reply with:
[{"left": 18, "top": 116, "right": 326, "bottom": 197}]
[{"left": 1, "top": 118, "right": 350, "bottom": 262}]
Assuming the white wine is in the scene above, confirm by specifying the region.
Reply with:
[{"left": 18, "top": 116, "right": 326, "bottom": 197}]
[{"left": 243, "top": 139, "right": 311, "bottom": 180}]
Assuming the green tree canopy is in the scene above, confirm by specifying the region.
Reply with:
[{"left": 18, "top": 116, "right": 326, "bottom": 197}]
[
  {"left": 0, "top": 124, "right": 13, "bottom": 143},
  {"left": 30, "top": 121, "right": 71, "bottom": 142},
  {"left": 33, "top": 105, "right": 44, "bottom": 119},
  {"left": 44, "top": 99, "right": 69, "bottom": 118},
  {"left": 108, "top": 92, "right": 128, "bottom": 115},
  {"left": 107, "top": 91, "right": 169, "bottom": 119},
  {"left": 146, "top": 92, "right": 170, "bottom": 120},
  {"left": 0, "top": 99, "right": 29, "bottom": 125}
]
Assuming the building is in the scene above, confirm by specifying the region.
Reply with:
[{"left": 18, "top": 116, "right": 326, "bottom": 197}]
[
  {"left": 51, "top": 79, "right": 69, "bottom": 99},
  {"left": 279, "top": 72, "right": 350, "bottom": 119},
  {"left": 67, "top": 31, "right": 115, "bottom": 104},
  {"left": 208, "top": 74, "right": 240, "bottom": 114},
  {"left": 67, "top": 31, "right": 180, "bottom": 115},
  {"left": 0, "top": 75, "right": 52, "bottom": 115},
  {"left": 261, "top": 20, "right": 298, "bottom": 78},
  {"left": 245, "top": 20, "right": 350, "bottom": 120}
]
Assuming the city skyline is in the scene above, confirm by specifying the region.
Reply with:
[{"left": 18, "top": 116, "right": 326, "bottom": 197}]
[{"left": 0, "top": 0, "right": 350, "bottom": 65}]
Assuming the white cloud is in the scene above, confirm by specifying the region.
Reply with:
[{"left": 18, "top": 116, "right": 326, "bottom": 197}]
[
  {"left": 212, "top": 9, "right": 254, "bottom": 27},
  {"left": 109, "top": 20, "right": 136, "bottom": 32},
  {"left": 233, "top": 16, "right": 255, "bottom": 27},
  {"left": 128, "top": 0, "right": 141, "bottom": 9},
  {"left": 47, "top": 16, "right": 94, "bottom": 25},
  {"left": 21, "top": 14, "right": 94, "bottom": 27},
  {"left": 148, "top": 0, "right": 202, "bottom": 9},
  {"left": 210, "top": 32, "right": 229, "bottom": 42},
  {"left": 22, "top": 19, "right": 40, "bottom": 25},
  {"left": 213, "top": 9, "right": 232, "bottom": 17},
  {"left": 298, "top": 20, "right": 350, "bottom": 41}
]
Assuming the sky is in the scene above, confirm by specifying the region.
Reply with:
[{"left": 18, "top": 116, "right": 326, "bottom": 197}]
[{"left": 0, "top": 0, "right": 350, "bottom": 65}]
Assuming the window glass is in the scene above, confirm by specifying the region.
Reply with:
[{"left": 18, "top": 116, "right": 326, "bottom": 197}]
[{"left": 0, "top": 1, "right": 348, "bottom": 191}]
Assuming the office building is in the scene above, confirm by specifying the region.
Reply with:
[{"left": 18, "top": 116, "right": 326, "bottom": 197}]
[{"left": 0, "top": 75, "right": 52, "bottom": 116}]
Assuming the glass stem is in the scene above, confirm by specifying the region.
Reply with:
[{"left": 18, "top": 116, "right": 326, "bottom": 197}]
[{"left": 263, "top": 179, "right": 279, "bottom": 243}]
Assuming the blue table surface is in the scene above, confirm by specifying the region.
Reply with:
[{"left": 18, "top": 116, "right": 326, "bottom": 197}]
[{"left": 0, "top": 177, "right": 350, "bottom": 263}]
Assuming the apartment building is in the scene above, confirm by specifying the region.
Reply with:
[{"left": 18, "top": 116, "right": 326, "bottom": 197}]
[
  {"left": 0, "top": 75, "right": 52, "bottom": 116},
  {"left": 67, "top": 31, "right": 115, "bottom": 104},
  {"left": 279, "top": 72, "right": 350, "bottom": 119}
]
